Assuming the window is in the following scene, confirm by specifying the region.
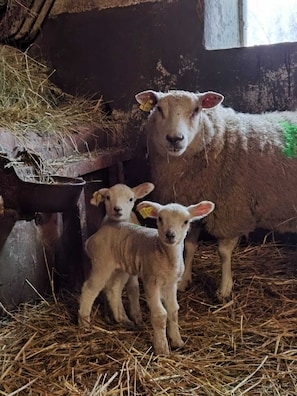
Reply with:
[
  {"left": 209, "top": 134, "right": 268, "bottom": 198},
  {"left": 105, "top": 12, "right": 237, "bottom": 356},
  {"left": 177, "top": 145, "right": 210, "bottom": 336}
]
[
  {"left": 204, "top": 0, "right": 297, "bottom": 50},
  {"left": 245, "top": 0, "right": 297, "bottom": 46}
]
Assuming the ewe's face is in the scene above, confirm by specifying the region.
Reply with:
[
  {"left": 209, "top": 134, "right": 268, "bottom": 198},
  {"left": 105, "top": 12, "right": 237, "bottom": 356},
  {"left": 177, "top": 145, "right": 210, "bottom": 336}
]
[
  {"left": 104, "top": 185, "right": 135, "bottom": 222},
  {"left": 156, "top": 205, "right": 191, "bottom": 246},
  {"left": 149, "top": 92, "right": 202, "bottom": 157}
]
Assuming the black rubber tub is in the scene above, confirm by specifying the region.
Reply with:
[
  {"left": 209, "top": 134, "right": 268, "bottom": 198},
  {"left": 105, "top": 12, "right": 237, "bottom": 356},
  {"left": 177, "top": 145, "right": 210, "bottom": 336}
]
[{"left": 17, "top": 174, "right": 86, "bottom": 213}]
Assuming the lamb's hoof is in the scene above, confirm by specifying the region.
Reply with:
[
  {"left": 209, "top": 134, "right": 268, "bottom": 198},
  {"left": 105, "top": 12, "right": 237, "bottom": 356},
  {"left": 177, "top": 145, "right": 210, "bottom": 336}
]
[
  {"left": 131, "top": 313, "right": 144, "bottom": 327},
  {"left": 153, "top": 338, "right": 171, "bottom": 355},
  {"left": 154, "top": 346, "right": 170, "bottom": 356},
  {"left": 216, "top": 289, "right": 232, "bottom": 304},
  {"left": 134, "top": 319, "right": 144, "bottom": 327},
  {"left": 178, "top": 278, "right": 192, "bottom": 292},
  {"left": 171, "top": 339, "right": 184, "bottom": 350},
  {"left": 78, "top": 316, "right": 91, "bottom": 330},
  {"left": 118, "top": 317, "right": 135, "bottom": 329}
]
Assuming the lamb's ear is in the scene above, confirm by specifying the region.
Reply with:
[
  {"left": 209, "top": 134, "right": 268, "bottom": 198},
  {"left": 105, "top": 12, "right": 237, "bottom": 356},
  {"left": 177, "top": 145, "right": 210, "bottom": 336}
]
[
  {"left": 198, "top": 92, "right": 224, "bottom": 109},
  {"left": 135, "top": 90, "right": 160, "bottom": 112},
  {"left": 132, "top": 182, "right": 155, "bottom": 200},
  {"left": 90, "top": 188, "right": 108, "bottom": 206},
  {"left": 187, "top": 201, "right": 215, "bottom": 221},
  {"left": 136, "top": 200, "right": 161, "bottom": 219}
]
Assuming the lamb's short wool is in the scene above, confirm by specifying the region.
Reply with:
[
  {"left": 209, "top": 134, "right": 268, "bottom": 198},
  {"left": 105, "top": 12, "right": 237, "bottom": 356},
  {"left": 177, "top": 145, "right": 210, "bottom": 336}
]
[
  {"left": 89, "top": 182, "right": 154, "bottom": 326},
  {"left": 79, "top": 200, "right": 215, "bottom": 354}
]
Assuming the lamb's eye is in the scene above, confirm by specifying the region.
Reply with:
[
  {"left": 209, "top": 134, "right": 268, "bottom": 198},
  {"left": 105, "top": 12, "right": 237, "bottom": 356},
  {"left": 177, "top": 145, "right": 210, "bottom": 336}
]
[
  {"left": 106, "top": 195, "right": 110, "bottom": 201},
  {"left": 129, "top": 197, "right": 133, "bottom": 202},
  {"left": 158, "top": 216, "right": 163, "bottom": 223},
  {"left": 192, "top": 107, "right": 199, "bottom": 117},
  {"left": 184, "top": 220, "right": 189, "bottom": 225},
  {"left": 156, "top": 105, "right": 164, "bottom": 117}
]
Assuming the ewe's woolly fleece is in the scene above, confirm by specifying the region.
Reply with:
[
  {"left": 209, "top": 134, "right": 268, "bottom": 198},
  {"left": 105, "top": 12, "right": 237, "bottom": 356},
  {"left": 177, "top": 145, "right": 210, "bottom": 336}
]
[{"left": 146, "top": 101, "right": 297, "bottom": 239}]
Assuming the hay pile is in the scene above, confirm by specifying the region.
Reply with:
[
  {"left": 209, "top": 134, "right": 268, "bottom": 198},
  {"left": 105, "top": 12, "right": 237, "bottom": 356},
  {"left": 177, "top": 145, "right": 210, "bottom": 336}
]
[
  {"left": 1, "top": 241, "right": 297, "bottom": 395},
  {"left": 0, "top": 45, "right": 119, "bottom": 141}
]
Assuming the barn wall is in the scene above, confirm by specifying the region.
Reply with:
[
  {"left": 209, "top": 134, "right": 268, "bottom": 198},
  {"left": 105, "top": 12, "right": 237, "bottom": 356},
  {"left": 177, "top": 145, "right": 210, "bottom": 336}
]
[
  {"left": 36, "top": 0, "right": 297, "bottom": 114},
  {"left": 33, "top": 0, "right": 297, "bottom": 253}
]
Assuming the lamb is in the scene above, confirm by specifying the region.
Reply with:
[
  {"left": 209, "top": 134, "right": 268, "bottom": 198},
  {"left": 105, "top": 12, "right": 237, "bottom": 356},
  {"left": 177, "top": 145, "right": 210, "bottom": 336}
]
[
  {"left": 89, "top": 182, "right": 154, "bottom": 326},
  {"left": 78, "top": 199, "right": 215, "bottom": 355},
  {"left": 90, "top": 182, "right": 154, "bottom": 225},
  {"left": 135, "top": 89, "right": 297, "bottom": 301}
]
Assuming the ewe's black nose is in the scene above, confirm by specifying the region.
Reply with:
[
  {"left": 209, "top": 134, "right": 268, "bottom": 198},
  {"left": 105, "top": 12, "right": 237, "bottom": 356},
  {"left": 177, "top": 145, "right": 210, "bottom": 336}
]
[
  {"left": 166, "top": 134, "right": 184, "bottom": 144},
  {"left": 166, "top": 230, "right": 176, "bottom": 241}
]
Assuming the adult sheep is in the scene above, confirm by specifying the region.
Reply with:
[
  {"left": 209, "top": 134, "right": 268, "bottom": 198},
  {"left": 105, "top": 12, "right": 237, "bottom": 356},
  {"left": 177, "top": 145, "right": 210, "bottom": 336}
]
[{"left": 135, "top": 89, "right": 297, "bottom": 301}]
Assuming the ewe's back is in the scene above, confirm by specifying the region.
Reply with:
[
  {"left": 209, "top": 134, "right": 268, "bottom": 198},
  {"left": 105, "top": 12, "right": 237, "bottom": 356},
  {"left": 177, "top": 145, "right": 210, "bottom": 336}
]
[{"left": 139, "top": 90, "right": 297, "bottom": 238}]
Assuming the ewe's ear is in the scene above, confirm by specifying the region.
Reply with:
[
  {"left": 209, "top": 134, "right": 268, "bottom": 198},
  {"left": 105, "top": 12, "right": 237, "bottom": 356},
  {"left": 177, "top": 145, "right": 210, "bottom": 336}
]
[
  {"left": 90, "top": 188, "right": 108, "bottom": 206},
  {"left": 133, "top": 182, "right": 155, "bottom": 200},
  {"left": 187, "top": 201, "right": 215, "bottom": 221},
  {"left": 198, "top": 92, "right": 224, "bottom": 109},
  {"left": 135, "top": 90, "right": 160, "bottom": 112},
  {"left": 136, "top": 200, "right": 161, "bottom": 219}
]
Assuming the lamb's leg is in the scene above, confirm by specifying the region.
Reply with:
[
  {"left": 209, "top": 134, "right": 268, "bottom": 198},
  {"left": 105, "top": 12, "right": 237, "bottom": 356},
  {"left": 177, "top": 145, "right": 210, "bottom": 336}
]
[
  {"left": 145, "top": 286, "right": 169, "bottom": 355},
  {"left": 162, "top": 284, "right": 183, "bottom": 349},
  {"left": 217, "top": 237, "right": 239, "bottom": 302},
  {"left": 78, "top": 265, "right": 113, "bottom": 328},
  {"left": 178, "top": 223, "right": 201, "bottom": 291},
  {"left": 125, "top": 275, "right": 143, "bottom": 326},
  {"left": 105, "top": 271, "right": 134, "bottom": 327}
]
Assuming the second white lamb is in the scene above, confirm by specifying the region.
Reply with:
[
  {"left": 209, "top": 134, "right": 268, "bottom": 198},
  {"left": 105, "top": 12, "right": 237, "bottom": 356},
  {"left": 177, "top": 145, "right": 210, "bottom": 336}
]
[{"left": 89, "top": 182, "right": 155, "bottom": 326}]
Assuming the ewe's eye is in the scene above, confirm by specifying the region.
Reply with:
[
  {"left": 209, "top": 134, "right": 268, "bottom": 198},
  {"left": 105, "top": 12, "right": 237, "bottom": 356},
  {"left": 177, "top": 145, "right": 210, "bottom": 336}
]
[
  {"left": 129, "top": 197, "right": 133, "bottom": 202},
  {"left": 184, "top": 220, "right": 189, "bottom": 225},
  {"left": 106, "top": 195, "right": 110, "bottom": 201}
]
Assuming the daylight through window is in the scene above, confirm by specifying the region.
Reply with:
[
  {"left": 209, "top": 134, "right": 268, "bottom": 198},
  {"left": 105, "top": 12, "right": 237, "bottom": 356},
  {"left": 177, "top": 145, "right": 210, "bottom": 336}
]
[
  {"left": 203, "top": 0, "right": 297, "bottom": 50},
  {"left": 246, "top": 0, "right": 297, "bottom": 46}
]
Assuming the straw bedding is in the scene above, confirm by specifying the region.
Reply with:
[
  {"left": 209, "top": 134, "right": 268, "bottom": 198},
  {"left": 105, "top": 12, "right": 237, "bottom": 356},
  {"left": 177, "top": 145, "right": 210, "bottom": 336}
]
[{"left": 0, "top": 241, "right": 297, "bottom": 395}]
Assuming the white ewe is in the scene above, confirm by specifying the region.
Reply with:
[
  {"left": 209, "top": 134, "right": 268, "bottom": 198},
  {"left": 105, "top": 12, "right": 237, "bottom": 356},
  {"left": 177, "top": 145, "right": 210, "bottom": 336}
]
[
  {"left": 89, "top": 182, "right": 154, "bottom": 326},
  {"left": 79, "top": 200, "right": 215, "bottom": 355},
  {"left": 136, "top": 89, "right": 297, "bottom": 301}
]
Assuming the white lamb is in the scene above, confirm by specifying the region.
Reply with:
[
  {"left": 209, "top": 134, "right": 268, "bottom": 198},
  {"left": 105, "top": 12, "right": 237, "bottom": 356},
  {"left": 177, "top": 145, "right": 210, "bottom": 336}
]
[
  {"left": 135, "top": 89, "right": 297, "bottom": 301},
  {"left": 79, "top": 199, "right": 215, "bottom": 355},
  {"left": 89, "top": 182, "right": 155, "bottom": 326}
]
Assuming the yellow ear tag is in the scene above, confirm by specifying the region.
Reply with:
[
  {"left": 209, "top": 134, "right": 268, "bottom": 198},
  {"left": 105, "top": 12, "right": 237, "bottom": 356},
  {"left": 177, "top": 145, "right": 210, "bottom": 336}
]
[
  {"left": 90, "top": 192, "right": 103, "bottom": 206},
  {"left": 139, "top": 99, "right": 154, "bottom": 112},
  {"left": 139, "top": 206, "right": 154, "bottom": 219}
]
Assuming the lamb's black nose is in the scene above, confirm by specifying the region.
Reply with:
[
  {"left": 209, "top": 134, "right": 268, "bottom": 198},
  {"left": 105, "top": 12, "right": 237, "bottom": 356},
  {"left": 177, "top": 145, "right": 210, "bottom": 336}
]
[
  {"left": 166, "top": 230, "right": 175, "bottom": 241},
  {"left": 114, "top": 206, "right": 122, "bottom": 213}
]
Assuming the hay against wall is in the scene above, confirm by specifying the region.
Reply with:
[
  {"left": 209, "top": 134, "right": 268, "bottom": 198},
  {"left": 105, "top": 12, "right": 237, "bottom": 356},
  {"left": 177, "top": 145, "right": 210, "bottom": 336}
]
[
  {"left": 1, "top": 242, "right": 297, "bottom": 395},
  {"left": 0, "top": 45, "right": 121, "bottom": 145}
]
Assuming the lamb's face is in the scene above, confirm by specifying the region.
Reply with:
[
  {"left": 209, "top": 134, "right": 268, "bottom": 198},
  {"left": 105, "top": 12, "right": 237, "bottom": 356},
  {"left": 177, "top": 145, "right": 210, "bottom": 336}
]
[
  {"left": 103, "top": 185, "right": 135, "bottom": 222},
  {"left": 149, "top": 92, "right": 202, "bottom": 157},
  {"left": 156, "top": 204, "right": 191, "bottom": 246}
]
